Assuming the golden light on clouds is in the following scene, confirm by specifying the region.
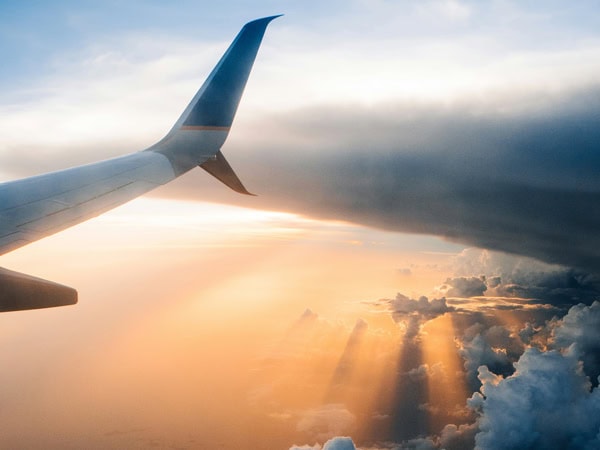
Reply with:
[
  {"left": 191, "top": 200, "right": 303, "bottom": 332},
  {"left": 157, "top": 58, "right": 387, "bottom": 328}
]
[
  {"left": 0, "top": 196, "right": 588, "bottom": 448},
  {"left": 0, "top": 197, "right": 486, "bottom": 448},
  {"left": 421, "top": 314, "right": 470, "bottom": 431}
]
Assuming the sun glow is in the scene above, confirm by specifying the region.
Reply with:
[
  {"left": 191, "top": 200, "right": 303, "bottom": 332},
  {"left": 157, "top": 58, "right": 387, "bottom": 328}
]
[
  {"left": 0, "top": 196, "right": 474, "bottom": 447},
  {"left": 421, "top": 314, "right": 470, "bottom": 432}
]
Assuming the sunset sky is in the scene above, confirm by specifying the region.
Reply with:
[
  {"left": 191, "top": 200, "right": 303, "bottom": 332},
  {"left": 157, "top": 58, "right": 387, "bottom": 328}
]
[{"left": 1, "top": 1, "right": 600, "bottom": 449}]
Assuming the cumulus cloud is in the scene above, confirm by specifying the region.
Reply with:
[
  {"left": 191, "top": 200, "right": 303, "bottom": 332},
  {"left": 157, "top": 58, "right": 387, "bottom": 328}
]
[
  {"left": 552, "top": 301, "right": 600, "bottom": 384},
  {"left": 350, "top": 252, "right": 600, "bottom": 446},
  {"left": 438, "top": 276, "right": 487, "bottom": 298},
  {"left": 458, "top": 302, "right": 600, "bottom": 448},
  {"left": 322, "top": 437, "right": 358, "bottom": 450},
  {"left": 382, "top": 293, "right": 454, "bottom": 339},
  {"left": 389, "top": 294, "right": 454, "bottom": 318},
  {"left": 406, "top": 364, "right": 431, "bottom": 382},
  {"left": 459, "top": 327, "right": 518, "bottom": 390},
  {"left": 290, "top": 298, "right": 600, "bottom": 449},
  {"left": 470, "top": 348, "right": 600, "bottom": 450}
]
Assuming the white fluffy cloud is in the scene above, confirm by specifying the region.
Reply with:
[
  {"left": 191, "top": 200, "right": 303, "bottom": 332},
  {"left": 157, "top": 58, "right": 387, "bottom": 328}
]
[
  {"left": 552, "top": 301, "right": 600, "bottom": 384},
  {"left": 289, "top": 437, "right": 358, "bottom": 450},
  {"left": 322, "top": 437, "right": 358, "bottom": 450},
  {"left": 470, "top": 348, "right": 600, "bottom": 449}
]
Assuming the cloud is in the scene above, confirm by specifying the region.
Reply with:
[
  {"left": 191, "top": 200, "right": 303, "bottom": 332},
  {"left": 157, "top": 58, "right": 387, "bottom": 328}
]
[
  {"left": 406, "top": 363, "right": 444, "bottom": 382},
  {"left": 470, "top": 348, "right": 600, "bottom": 450},
  {"left": 438, "top": 276, "right": 487, "bottom": 298},
  {"left": 383, "top": 294, "right": 454, "bottom": 339},
  {"left": 458, "top": 326, "right": 519, "bottom": 390},
  {"left": 552, "top": 301, "right": 600, "bottom": 384},
  {"left": 457, "top": 302, "right": 600, "bottom": 448},
  {"left": 436, "top": 423, "right": 478, "bottom": 450},
  {"left": 287, "top": 290, "right": 600, "bottom": 448},
  {"left": 388, "top": 294, "right": 454, "bottom": 318},
  {"left": 322, "top": 437, "right": 358, "bottom": 450},
  {"left": 452, "top": 249, "right": 600, "bottom": 307},
  {"left": 354, "top": 251, "right": 600, "bottom": 446},
  {"left": 144, "top": 85, "right": 600, "bottom": 275}
]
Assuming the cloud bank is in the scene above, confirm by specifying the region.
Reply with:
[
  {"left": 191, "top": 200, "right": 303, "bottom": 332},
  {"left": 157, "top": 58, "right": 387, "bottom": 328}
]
[{"left": 141, "top": 86, "right": 600, "bottom": 275}]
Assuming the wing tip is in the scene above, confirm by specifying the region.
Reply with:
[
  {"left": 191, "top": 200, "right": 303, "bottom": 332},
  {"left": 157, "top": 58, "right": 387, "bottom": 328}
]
[{"left": 246, "top": 14, "right": 284, "bottom": 27}]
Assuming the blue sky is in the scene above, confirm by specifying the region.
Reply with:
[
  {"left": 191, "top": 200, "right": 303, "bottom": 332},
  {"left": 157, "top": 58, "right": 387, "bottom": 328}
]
[
  {"left": 3, "top": 1, "right": 600, "bottom": 87},
  {"left": 2, "top": 1, "right": 600, "bottom": 449}
]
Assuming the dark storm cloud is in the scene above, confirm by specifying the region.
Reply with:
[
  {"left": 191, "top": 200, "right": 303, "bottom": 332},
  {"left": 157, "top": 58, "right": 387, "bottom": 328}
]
[
  {"left": 162, "top": 85, "right": 600, "bottom": 273},
  {"left": 4, "top": 83, "right": 599, "bottom": 274}
]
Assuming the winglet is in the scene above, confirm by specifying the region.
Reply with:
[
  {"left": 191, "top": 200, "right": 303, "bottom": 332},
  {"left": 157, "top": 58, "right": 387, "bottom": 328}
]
[
  {"left": 150, "top": 15, "right": 281, "bottom": 186},
  {"left": 170, "top": 15, "right": 282, "bottom": 132}
]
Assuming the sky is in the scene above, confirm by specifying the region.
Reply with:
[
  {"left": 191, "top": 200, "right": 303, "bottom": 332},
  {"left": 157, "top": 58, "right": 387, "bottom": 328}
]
[{"left": 1, "top": 1, "right": 600, "bottom": 449}]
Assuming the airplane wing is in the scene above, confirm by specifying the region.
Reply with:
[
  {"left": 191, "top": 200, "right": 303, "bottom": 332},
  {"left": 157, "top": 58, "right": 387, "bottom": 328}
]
[{"left": 0, "top": 15, "right": 281, "bottom": 312}]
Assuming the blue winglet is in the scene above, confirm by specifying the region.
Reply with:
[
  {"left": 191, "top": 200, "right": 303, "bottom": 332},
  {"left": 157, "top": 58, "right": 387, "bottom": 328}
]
[
  {"left": 171, "top": 15, "right": 282, "bottom": 132},
  {"left": 150, "top": 15, "right": 281, "bottom": 177}
]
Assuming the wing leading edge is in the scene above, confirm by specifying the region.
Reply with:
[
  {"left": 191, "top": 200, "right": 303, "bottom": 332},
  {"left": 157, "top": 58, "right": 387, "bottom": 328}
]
[{"left": 0, "top": 15, "right": 280, "bottom": 312}]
